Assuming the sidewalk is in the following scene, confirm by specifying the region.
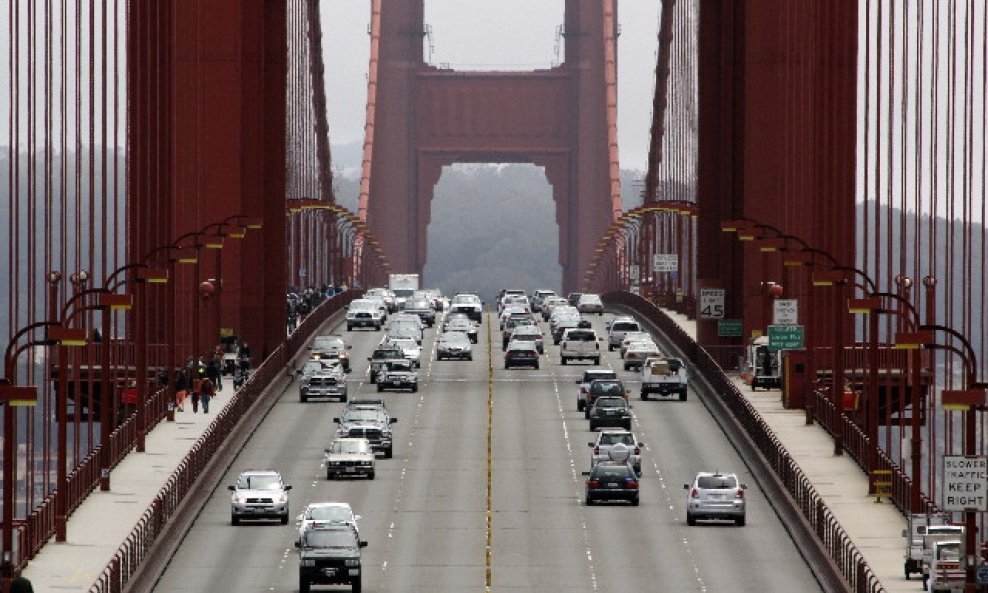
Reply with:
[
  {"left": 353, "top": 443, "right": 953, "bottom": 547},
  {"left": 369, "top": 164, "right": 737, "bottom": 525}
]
[
  {"left": 661, "top": 307, "right": 912, "bottom": 593},
  {"left": 21, "top": 380, "right": 238, "bottom": 592}
]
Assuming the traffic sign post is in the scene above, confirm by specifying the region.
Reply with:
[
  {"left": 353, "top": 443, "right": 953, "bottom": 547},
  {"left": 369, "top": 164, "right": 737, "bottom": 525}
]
[
  {"left": 772, "top": 299, "right": 798, "bottom": 325},
  {"left": 718, "top": 319, "right": 743, "bottom": 337},
  {"left": 652, "top": 254, "right": 678, "bottom": 273},
  {"left": 767, "top": 325, "right": 804, "bottom": 350},
  {"left": 699, "top": 288, "right": 725, "bottom": 319},
  {"left": 942, "top": 456, "right": 988, "bottom": 511}
]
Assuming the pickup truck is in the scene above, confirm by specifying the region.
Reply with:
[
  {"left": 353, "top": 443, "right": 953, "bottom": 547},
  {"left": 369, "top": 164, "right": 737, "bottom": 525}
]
[
  {"left": 926, "top": 539, "right": 965, "bottom": 593},
  {"left": 559, "top": 328, "right": 601, "bottom": 365},
  {"left": 919, "top": 525, "right": 965, "bottom": 586},
  {"left": 640, "top": 357, "right": 688, "bottom": 401},
  {"left": 902, "top": 513, "right": 953, "bottom": 579}
]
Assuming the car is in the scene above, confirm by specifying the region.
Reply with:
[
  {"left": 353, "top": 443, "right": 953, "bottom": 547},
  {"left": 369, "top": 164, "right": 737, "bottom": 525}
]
[
  {"left": 567, "top": 292, "right": 584, "bottom": 307},
  {"left": 508, "top": 324, "right": 544, "bottom": 354},
  {"left": 584, "top": 378, "right": 628, "bottom": 418},
  {"left": 386, "top": 317, "right": 423, "bottom": 344},
  {"left": 559, "top": 327, "right": 601, "bottom": 365},
  {"left": 308, "top": 335, "right": 352, "bottom": 372},
  {"left": 531, "top": 289, "right": 556, "bottom": 313},
  {"left": 618, "top": 331, "right": 654, "bottom": 357},
  {"left": 376, "top": 358, "right": 418, "bottom": 392},
  {"left": 551, "top": 315, "right": 582, "bottom": 345},
  {"left": 403, "top": 297, "right": 436, "bottom": 327},
  {"left": 583, "top": 460, "right": 639, "bottom": 505},
  {"left": 576, "top": 293, "right": 605, "bottom": 315},
  {"left": 607, "top": 317, "right": 642, "bottom": 351},
  {"left": 499, "top": 293, "right": 531, "bottom": 313},
  {"left": 228, "top": 470, "right": 293, "bottom": 525},
  {"left": 334, "top": 406, "right": 398, "bottom": 458},
  {"left": 296, "top": 359, "right": 342, "bottom": 382},
  {"left": 575, "top": 369, "right": 619, "bottom": 412},
  {"left": 295, "top": 525, "right": 368, "bottom": 593},
  {"left": 684, "top": 472, "right": 748, "bottom": 526},
  {"left": 365, "top": 286, "right": 396, "bottom": 312},
  {"left": 296, "top": 502, "right": 361, "bottom": 545},
  {"left": 641, "top": 356, "right": 689, "bottom": 400},
  {"left": 499, "top": 305, "right": 530, "bottom": 329},
  {"left": 588, "top": 396, "right": 632, "bottom": 431},
  {"left": 541, "top": 296, "right": 570, "bottom": 321},
  {"left": 388, "top": 337, "right": 422, "bottom": 367},
  {"left": 589, "top": 429, "right": 643, "bottom": 475},
  {"left": 442, "top": 311, "right": 471, "bottom": 331},
  {"left": 299, "top": 362, "right": 347, "bottom": 403},
  {"left": 445, "top": 317, "right": 479, "bottom": 343},
  {"left": 501, "top": 315, "right": 536, "bottom": 349},
  {"left": 450, "top": 293, "right": 483, "bottom": 322},
  {"left": 345, "top": 299, "right": 384, "bottom": 331},
  {"left": 324, "top": 438, "right": 376, "bottom": 479},
  {"left": 367, "top": 343, "right": 405, "bottom": 383},
  {"left": 437, "top": 331, "right": 474, "bottom": 360},
  {"left": 504, "top": 339, "right": 540, "bottom": 369},
  {"left": 623, "top": 341, "right": 663, "bottom": 371}
]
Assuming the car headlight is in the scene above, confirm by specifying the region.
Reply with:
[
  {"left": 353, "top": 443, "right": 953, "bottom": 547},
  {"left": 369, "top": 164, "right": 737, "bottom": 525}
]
[
  {"left": 232, "top": 494, "right": 247, "bottom": 504},
  {"left": 345, "top": 559, "right": 360, "bottom": 567},
  {"left": 303, "top": 559, "right": 315, "bottom": 567},
  {"left": 339, "top": 352, "right": 349, "bottom": 360},
  {"left": 277, "top": 493, "right": 289, "bottom": 503}
]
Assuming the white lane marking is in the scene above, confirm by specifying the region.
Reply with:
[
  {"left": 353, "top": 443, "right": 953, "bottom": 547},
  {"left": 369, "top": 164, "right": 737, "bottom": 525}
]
[
  {"left": 552, "top": 379, "right": 599, "bottom": 593},
  {"left": 380, "top": 391, "right": 427, "bottom": 571}
]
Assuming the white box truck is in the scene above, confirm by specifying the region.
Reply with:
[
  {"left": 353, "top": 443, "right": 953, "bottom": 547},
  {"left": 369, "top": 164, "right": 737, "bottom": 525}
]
[{"left": 388, "top": 274, "right": 420, "bottom": 310}]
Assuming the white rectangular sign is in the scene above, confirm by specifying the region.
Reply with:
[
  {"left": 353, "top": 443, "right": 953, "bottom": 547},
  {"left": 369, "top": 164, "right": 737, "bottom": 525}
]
[
  {"left": 699, "top": 288, "right": 726, "bottom": 319},
  {"left": 942, "top": 455, "right": 988, "bottom": 511},
  {"left": 629, "top": 265, "right": 640, "bottom": 281},
  {"left": 773, "top": 299, "right": 799, "bottom": 325},
  {"left": 653, "top": 254, "right": 679, "bottom": 273}
]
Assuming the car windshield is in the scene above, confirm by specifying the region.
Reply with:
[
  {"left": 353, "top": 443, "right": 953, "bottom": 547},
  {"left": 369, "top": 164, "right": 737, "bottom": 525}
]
[
  {"left": 386, "top": 360, "right": 412, "bottom": 370},
  {"left": 591, "top": 381, "right": 624, "bottom": 395},
  {"left": 372, "top": 349, "right": 403, "bottom": 359},
  {"left": 393, "top": 339, "right": 417, "bottom": 350},
  {"left": 303, "top": 529, "right": 357, "bottom": 549},
  {"left": 303, "top": 361, "right": 325, "bottom": 373},
  {"left": 307, "top": 506, "right": 353, "bottom": 522},
  {"left": 452, "top": 295, "right": 480, "bottom": 304},
  {"left": 441, "top": 333, "right": 469, "bottom": 344},
  {"left": 514, "top": 328, "right": 540, "bottom": 337},
  {"left": 697, "top": 475, "right": 738, "bottom": 489},
  {"left": 313, "top": 337, "right": 344, "bottom": 350},
  {"left": 329, "top": 441, "right": 368, "bottom": 454},
  {"left": 566, "top": 330, "right": 596, "bottom": 341},
  {"left": 611, "top": 322, "right": 639, "bottom": 332},
  {"left": 342, "top": 410, "right": 386, "bottom": 422},
  {"left": 595, "top": 397, "right": 626, "bottom": 409},
  {"left": 593, "top": 465, "right": 632, "bottom": 479},
  {"left": 600, "top": 433, "right": 635, "bottom": 446},
  {"left": 237, "top": 474, "right": 281, "bottom": 490},
  {"left": 407, "top": 300, "right": 431, "bottom": 309},
  {"left": 583, "top": 371, "right": 617, "bottom": 382}
]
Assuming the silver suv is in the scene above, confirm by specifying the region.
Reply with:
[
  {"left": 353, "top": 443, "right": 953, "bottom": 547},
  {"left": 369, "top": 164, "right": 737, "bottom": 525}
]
[
  {"left": 589, "top": 429, "right": 643, "bottom": 475},
  {"left": 684, "top": 472, "right": 747, "bottom": 526},
  {"left": 228, "top": 470, "right": 292, "bottom": 525}
]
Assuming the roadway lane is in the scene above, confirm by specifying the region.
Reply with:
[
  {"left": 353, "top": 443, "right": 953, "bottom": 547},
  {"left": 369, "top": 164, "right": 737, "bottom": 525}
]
[{"left": 152, "top": 306, "right": 823, "bottom": 593}]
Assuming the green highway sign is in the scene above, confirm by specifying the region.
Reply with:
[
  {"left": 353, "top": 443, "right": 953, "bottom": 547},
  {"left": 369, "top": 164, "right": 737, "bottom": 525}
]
[
  {"left": 718, "top": 319, "right": 743, "bottom": 337},
  {"left": 768, "top": 324, "right": 804, "bottom": 350}
]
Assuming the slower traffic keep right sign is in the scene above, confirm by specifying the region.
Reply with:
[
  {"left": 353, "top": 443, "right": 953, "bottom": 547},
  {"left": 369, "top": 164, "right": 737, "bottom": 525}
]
[{"left": 942, "top": 455, "right": 988, "bottom": 511}]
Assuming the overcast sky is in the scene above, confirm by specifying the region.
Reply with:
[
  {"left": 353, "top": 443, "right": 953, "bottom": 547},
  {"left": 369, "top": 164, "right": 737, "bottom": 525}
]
[{"left": 321, "top": 0, "right": 662, "bottom": 171}]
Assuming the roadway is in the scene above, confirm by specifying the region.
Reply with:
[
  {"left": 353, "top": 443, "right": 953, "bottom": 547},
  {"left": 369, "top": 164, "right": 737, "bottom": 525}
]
[{"left": 150, "top": 309, "right": 823, "bottom": 592}]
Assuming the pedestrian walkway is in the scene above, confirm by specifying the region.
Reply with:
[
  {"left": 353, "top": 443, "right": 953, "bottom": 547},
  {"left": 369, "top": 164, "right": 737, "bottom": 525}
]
[
  {"left": 21, "top": 380, "right": 238, "bottom": 592},
  {"left": 660, "top": 307, "right": 913, "bottom": 593}
]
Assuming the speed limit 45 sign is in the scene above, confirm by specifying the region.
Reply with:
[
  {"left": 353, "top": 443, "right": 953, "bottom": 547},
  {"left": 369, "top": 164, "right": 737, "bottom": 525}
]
[{"left": 700, "top": 288, "right": 726, "bottom": 319}]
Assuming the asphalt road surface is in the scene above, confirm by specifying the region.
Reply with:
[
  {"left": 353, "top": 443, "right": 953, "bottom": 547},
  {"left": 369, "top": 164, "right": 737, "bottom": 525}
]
[{"left": 152, "top": 308, "right": 823, "bottom": 593}]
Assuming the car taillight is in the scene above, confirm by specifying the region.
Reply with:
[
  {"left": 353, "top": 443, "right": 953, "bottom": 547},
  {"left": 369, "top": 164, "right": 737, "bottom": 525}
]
[
  {"left": 593, "top": 446, "right": 600, "bottom": 455},
  {"left": 581, "top": 387, "right": 588, "bottom": 394},
  {"left": 588, "top": 480, "right": 600, "bottom": 488},
  {"left": 595, "top": 343, "right": 599, "bottom": 350},
  {"left": 690, "top": 488, "right": 699, "bottom": 498},
  {"left": 736, "top": 488, "right": 744, "bottom": 498},
  {"left": 626, "top": 480, "right": 638, "bottom": 488},
  {"left": 634, "top": 447, "right": 640, "bottom": 455}
]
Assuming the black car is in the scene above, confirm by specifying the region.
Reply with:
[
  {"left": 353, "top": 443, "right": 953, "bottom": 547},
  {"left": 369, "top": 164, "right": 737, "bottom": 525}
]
[
  {"left": 403, "top": 298, "right": 436, "bottom": 327},
  {"left": 588, "top": 396, "right": 632, "bottom": 431},
  {"left": 504, "top": 340, "right": 540, "bottom": 370},
  {"left": 583, "top": 461, "right": 639, "bottom": 505},
  {"left": 296, "top": 525, "right": 367, "bottom": 593}
]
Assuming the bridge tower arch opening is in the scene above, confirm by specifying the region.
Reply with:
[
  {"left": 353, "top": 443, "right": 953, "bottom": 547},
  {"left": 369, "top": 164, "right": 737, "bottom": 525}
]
[
  {"left": 364, "top": 0, "right": 619, "bottom": 291},
  {"left": 424, "top": 163, "right": 561, "bottom": 301}
]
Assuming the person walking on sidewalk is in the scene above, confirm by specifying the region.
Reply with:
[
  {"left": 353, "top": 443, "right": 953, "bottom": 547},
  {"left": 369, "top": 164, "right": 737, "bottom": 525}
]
[
  {"left": 191, "top": 376, "right": 201, "bottom": 413},
  {"left": 200, "top": 377, "right": 215, "bottom": 414}
]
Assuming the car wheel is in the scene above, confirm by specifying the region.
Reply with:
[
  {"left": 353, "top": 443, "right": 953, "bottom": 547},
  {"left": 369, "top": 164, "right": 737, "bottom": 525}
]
[
  {"left": 341, "top": 394, "right": 348, "bottom": 403},
  {"left": 300, "top": 395, "right": 307, "bottom": 403},
  {"left": 281, "top": 514, "right": 289, "bottom": 525},
  {"left": 377, "top": 384, "right": 384, "bottom": 392},
  {"left": 300, "top": 576, "right": 311, "bottom": 593},
  {"left": 327, "top": 471, "right": 333, "bottom": 480},
  {"left": 577, "top": 400, "right": 585, "bottom": 412},
  {"left": 623, "top": 364, "right": 630, "bottom": 371},
  {"left": 385, "top": 448, "right": 393, "bottom": 459},
  {"left": 608, "top": 345, "right": 614, "bottom": 352},
  {"left": 534, "top": 362, "right": 540, "bottom": 370},
  {"left": 640, "top": 392, "right": 647, "bottom": 400},
  {"left": 504, "top": 363, "right": 510, "bottom": 370},
  {"left": 630, "top": 496, "right": 640, "bottom": 506},
  {"left": 560, "top": 357, "right": 567, "bottom": 365},
  {"left": 368, "top": 472, "right": 375, "bottom": 480},
  {"left": 589, "top": 420, "right": 597, "bottom": 431},
  {"left": 347, "top": 324, "right": 353, "bottom": 331},
  {"left": 352, "top": 575, "right": 362, "bottom": 593},
  {"left": 584, "top": 409, "right": 590, "bottom": 420},
  {"left": 686, "top": 514, "right": 696, "bottom": 526},
  {"left": 467, "top": 354, "right": 473, "bottom": 360},
  {"left": 231, "top": 514, "right": 240, "bottom": 526},
  {"left": 593, "top": 358, "right": 600, "bottom": 365},
  {"left": 585, "top": 495, "right": 594, "bottom": 506},
  {"left": 735, "top": 515, "right": 746, "bottom": 527},
  {"left": 412, "top": 385, "right": 418, "bottom": 393},
  {"left": 679, "top": 390, "right": 687, "bottom": 402}
]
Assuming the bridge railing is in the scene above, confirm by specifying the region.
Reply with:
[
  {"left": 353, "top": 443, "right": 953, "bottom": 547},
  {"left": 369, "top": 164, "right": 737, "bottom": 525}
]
[
  {"left": 606, "top": 291, "right": 885, "bottom": 593},
  {"left": 87, "top": 291, "right": 354, "bottom": 593}
]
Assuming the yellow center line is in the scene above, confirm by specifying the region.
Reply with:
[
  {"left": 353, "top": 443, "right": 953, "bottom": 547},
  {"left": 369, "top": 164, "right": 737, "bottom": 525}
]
[{"left": 486, "top": 311, "right": 494, "bottom": 592}]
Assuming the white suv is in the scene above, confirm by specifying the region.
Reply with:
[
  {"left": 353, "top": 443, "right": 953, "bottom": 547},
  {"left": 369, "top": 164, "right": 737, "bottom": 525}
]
[
  {"left": 684, "top": 472, "right": 748, "bottom": 526},
  {"left": 559, "top": 327, "right": 601, "bottom": 365},
  {"left": 589, "top": 429, "right": 643, "bottom": 475},
  {"left": 607, "top": 317, "right": 642, "bottom": 351},
  {"left": 228, "top": 470, "right": 292, "bottom": 525},
  {"left": 346, "top": 299, "right": 384, "bottom": 331}
]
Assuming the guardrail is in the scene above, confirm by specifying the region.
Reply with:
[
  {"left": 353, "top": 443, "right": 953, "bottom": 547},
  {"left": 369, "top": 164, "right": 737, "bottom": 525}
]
[
  {"left": 67, "top": 291, "right": 354, "bottom": 592},
  {"left": 606, "top": 291, "right": 886, "bottom": 593}
]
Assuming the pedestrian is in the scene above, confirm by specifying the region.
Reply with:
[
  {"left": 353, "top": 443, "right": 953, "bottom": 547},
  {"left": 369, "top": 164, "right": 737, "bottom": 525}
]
[
  {"left": 10, "top": 576, "right": 34, "bottom": 593},
  {"left": 191, "top": 376, "right": 201, "bottom": 413},
  {"left": 200, "top": 377, "right": 215, "bottom": 414},
  {"left": 175, "top": 369, "right": 189, "bottom": 412},
  {"left": 206, "top": 353, "right": 222, "bottom": 391}
]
